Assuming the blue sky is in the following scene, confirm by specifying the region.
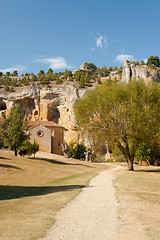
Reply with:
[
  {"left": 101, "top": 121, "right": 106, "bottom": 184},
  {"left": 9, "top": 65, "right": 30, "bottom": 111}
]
[{"left": 0, "top": 0, "right": 159, "bottom": 75}]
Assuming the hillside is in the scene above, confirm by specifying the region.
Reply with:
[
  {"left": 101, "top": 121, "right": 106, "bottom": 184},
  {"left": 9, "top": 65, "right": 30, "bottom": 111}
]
[{"left": 0, "top": 61, "right": 159, "bottom": 144}]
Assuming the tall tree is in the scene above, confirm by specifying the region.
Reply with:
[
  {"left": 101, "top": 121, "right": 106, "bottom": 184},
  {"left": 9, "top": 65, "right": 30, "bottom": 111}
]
[
  {"left": 75, "top": 80, "right": 160, "bottom": 170},
  {"left": 6, "top": 72, "right": 10, "bottom": 76},
  {"left": 13, "top": 70, "right": 18, "bottom": 76},
  {"left": 38, "top": 70, "right": 45, "bottom": 76},
  {"left": 2, "top": 104, "right": 28, "bottom": 156},
  {"left": 147, "top": 56, "right": 160, "bottom": 67},
  {"left": 47, "top": 68, "right": 53, "bottom": 75}
]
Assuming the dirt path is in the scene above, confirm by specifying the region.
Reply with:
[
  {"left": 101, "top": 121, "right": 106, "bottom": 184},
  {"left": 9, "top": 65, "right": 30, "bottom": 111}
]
[{"left": 39, "top": 164, "right": 147, "bottom": 240}]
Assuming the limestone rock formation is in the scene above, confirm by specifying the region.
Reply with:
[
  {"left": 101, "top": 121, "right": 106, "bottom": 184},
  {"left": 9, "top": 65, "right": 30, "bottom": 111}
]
[
  {"left": 80, "top": 62, "right": 97, "bottom": 71},
  {"left": 72, "top": 62, "right": 97, "bottom": 75},
  {"left": 0, "top": 83, "right": 87, "bottom": 142},
  {"left": 121, "top": 60, "right": 160, "bottom": 83}
]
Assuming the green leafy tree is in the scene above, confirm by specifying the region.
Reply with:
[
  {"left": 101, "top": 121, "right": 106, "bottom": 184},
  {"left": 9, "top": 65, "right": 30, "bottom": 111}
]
[
  {"left": 30, "top": 73, "right": 37, "bottom": 82},
  {"left": 64, "top": 69, "right": 72, "bottom": 79},
  {"left": 19, "top": 139, "right": 39, "bottom": 158},
  {"left": 0, "top": 72, "right": 3, "bottom": 76},
  {"left": 38, "top": 70, "right": 45, "bottom": 76},
  {"left": 101, "top": 65, "right": 107, "bottom": 73},
  {"left": 101, "top": 65, "right": 108, "bottom": 76},
  {"left": 13, "top": 70, "right": 18, "bottom": 76},
  {"left": 84, "top": 72, "right": 90, "bottom": 83},
  {"left": 108, "top": 66, "right": 113, "bottom": 72},
  {"left": 2, "top": 104, "right": 28, "bottom": 156},
  {"left": 147, "top": 56, "right": 160, "bottom": 67},
  {"left": 31, "top": 139, "right": 39, "bottom": 158},
  {"left": 79, "top": 75, "right": 85, "bottom": 88},
  {"left": 47, "top": 68, "right": 53, "bottom": 75},
  {"left": 113, "top": 66, "right": 118, "bottom": 71},
  {"left": 69, "top": 142, "right": 86, "bottom": 159},
  {"left": 75, "top": 80, "right": 160, "bottom": 170},
  {"left": 135, "top": 145, "right": 151, "bottom": 165},
  {"left": 141, "top": 60, "right": 145, "bottom": 65},
  {"left": 6, "top": 72, "right": 10, "bottom": 76},
  {"left": 74, "top": 71, "right": 82, "bottom": 82},
  {"left": 19, "top": 140, "right": 33, "bottom": 157}
]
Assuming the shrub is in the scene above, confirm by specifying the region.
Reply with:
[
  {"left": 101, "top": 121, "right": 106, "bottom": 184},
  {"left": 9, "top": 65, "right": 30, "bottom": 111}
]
[
  {"left": 135, "top": 144, "right": 160, "bottom": 166},
  {"left": 68, "top": 142, "right": 86, "bottom": 160},
  {"left": 114, "top": 154, "right": 126, "bottom": 162},
  {"left": 19, "top": 140, "right": 39, "bottom": 157},
  {"left": 56, "top": 78, "right": 63, "bottom": 84},
  {"left": 91, "top": 152, "right": 105, "bottom": 162}
]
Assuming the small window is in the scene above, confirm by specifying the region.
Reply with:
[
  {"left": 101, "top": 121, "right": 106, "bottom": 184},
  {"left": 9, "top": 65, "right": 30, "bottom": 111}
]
[{"left": 37, "top": 130, "right": 44, "bottom": 137}]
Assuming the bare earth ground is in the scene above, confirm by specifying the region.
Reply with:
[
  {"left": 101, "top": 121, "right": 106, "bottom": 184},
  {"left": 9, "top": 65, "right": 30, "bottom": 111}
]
[
  {"left": 114, "top": 164, "right": 160, "bottom": 240},
  {"left": 39, "top": 164, "right": 147, "bottom": 240}
]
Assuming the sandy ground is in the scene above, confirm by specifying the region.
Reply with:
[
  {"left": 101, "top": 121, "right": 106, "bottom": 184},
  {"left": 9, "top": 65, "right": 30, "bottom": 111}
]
[
  {"left": 0, "top": 150, "right": 147, "bottom": 240},
  {"left": 39, "top": 164, "right": 147, "bottom": 240}
]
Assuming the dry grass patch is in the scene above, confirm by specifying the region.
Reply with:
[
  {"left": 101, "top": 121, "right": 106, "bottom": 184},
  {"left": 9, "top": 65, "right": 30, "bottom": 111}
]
[
  {"left": 114, "top": 164, "right": 160, "bottom": 240},
  {"left": 0, "top": 152, "right": 110, "bottom": 240}
]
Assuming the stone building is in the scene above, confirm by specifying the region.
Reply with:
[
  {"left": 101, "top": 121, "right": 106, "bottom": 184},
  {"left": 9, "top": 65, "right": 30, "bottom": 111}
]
[{"left": 27, "top": 121, "right": 65, "bottom": 155}]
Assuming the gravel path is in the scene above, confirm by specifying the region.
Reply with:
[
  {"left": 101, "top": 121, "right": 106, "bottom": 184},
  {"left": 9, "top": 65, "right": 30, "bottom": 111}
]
[{"left": 39, "top": 165, "right": 121, "bottom": 240}]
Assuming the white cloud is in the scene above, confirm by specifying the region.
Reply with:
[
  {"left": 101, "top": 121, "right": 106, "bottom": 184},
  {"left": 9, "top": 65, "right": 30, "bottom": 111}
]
[
  {"left": 115, "top": 54, "right": 136, "bottom": 63},
  {"left": 0, "top": 65, "right": 25, "bottom": 73},
  {"left": 96, "top": 35, "right": 107, "bottom": 48},
  {"left": 34, "top": 57, "right": 72, "bottom": 70}
]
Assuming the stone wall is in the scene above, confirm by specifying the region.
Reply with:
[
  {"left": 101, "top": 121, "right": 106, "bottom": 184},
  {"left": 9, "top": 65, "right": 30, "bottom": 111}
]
[{"left": 29, "top": 125, "right": 52, "bottom": 153}]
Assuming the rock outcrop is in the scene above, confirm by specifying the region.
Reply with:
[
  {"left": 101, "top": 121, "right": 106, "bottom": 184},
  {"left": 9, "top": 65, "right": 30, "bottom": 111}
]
[
  {"left": 0, "top": 83, "right": 87, "bottom": 142},
  {"left": 72, "top": 62, "right": 97, "bottom": 75},
  {"left": 80, "top": 62, "right": 97, "bottom": 71},
  {"left": 121, "top": 60, "right": 160, "bottom": 83}
]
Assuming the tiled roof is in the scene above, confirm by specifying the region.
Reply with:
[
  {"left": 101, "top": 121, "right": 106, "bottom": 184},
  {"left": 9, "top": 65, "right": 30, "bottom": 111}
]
[{"left": 27, "top": 121, "right": 65, "bottom": 129}]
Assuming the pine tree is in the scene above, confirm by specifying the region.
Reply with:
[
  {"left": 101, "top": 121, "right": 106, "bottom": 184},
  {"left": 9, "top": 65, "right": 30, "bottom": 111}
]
[{"left": 2, "top": 104, "right": 28, "bottom": 156}]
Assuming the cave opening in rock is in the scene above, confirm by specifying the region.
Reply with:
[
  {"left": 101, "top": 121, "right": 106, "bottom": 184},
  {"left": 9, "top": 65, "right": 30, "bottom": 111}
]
[
  {"left": 0, "top": 99, "right": 7, "bottom": 111},
  {"left": 47, "top": 105, "right": 60, "bottom": 123},
  {"left": 15, "top": 98, "right": 35, "bottom": 118}
]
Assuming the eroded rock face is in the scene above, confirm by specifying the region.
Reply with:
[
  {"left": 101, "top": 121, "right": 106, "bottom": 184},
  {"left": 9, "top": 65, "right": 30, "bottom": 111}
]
[
  {"left": 121, "top": 60, "right": 160, "bottom": 83},
  {"left": 0, "top": 83, "right": 87, "bottom": 142},
  {"left": 80, "top": 62, "right": 97, "bottom": 70}
]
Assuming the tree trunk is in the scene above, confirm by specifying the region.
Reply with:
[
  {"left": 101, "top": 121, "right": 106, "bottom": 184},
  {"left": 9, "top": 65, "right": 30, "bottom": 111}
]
[
  {"left": 15, "top": 147, "right": 17, "bottom": 156},
  {"left": 117, "top": 141, "right": 135, "bottom": 171},
  {"left": 127, "top": 158, "right": 134, "bottom": 171}
]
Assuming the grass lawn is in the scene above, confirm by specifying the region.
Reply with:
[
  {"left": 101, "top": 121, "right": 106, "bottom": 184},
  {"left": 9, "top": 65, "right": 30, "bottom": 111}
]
[
  {"left": 114, "top": 163, "right": 160, "bottom": 240},
  {"left": 0, "top": 152, "right": 110, "bottom": 240}
]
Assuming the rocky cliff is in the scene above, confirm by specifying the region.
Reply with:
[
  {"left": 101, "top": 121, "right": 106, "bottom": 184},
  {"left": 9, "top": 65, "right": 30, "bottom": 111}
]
[
  {"left": 121, "top": 60, "right": 160, "bottom": 83},
  {"left": 0, "top": 83, "right": 87, "bottom": 142}
]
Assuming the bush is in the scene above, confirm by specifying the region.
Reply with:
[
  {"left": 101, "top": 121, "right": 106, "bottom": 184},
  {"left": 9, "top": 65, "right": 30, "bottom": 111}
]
[
  {"left": 68, "top": 142, "right": 86, "bottom": 160},
  {"left": 114, "top": 154, "right": 126, "bottom": 162},
  {"left": 19, "top": 140, "right": 39, "bottom": 157},
  {"left": 91, "top": 152, "right": 105, "bottom": 162},
  {"left": 135, "top": 144, "right": 160, "bottom": 166},
  {"left": 56, "top": 78, "right": 63, "bottom": 84}
]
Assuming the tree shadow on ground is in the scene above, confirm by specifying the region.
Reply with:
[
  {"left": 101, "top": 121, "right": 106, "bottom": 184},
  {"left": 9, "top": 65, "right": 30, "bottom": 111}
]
[
  {"left": 33, "top": 157, "right": 95, "bottom": 168},
  {"left": 135, "top": 169, "right": 160, "bottom": 173},
  {"left": 0, "top": 156, "right": 10, "bottom": 160},
  {"left": 0, "top": 164, "right": 22, "bottom": 170},
  {"left": 0, "top": 184, "right": 86, "bottom": 201}
]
